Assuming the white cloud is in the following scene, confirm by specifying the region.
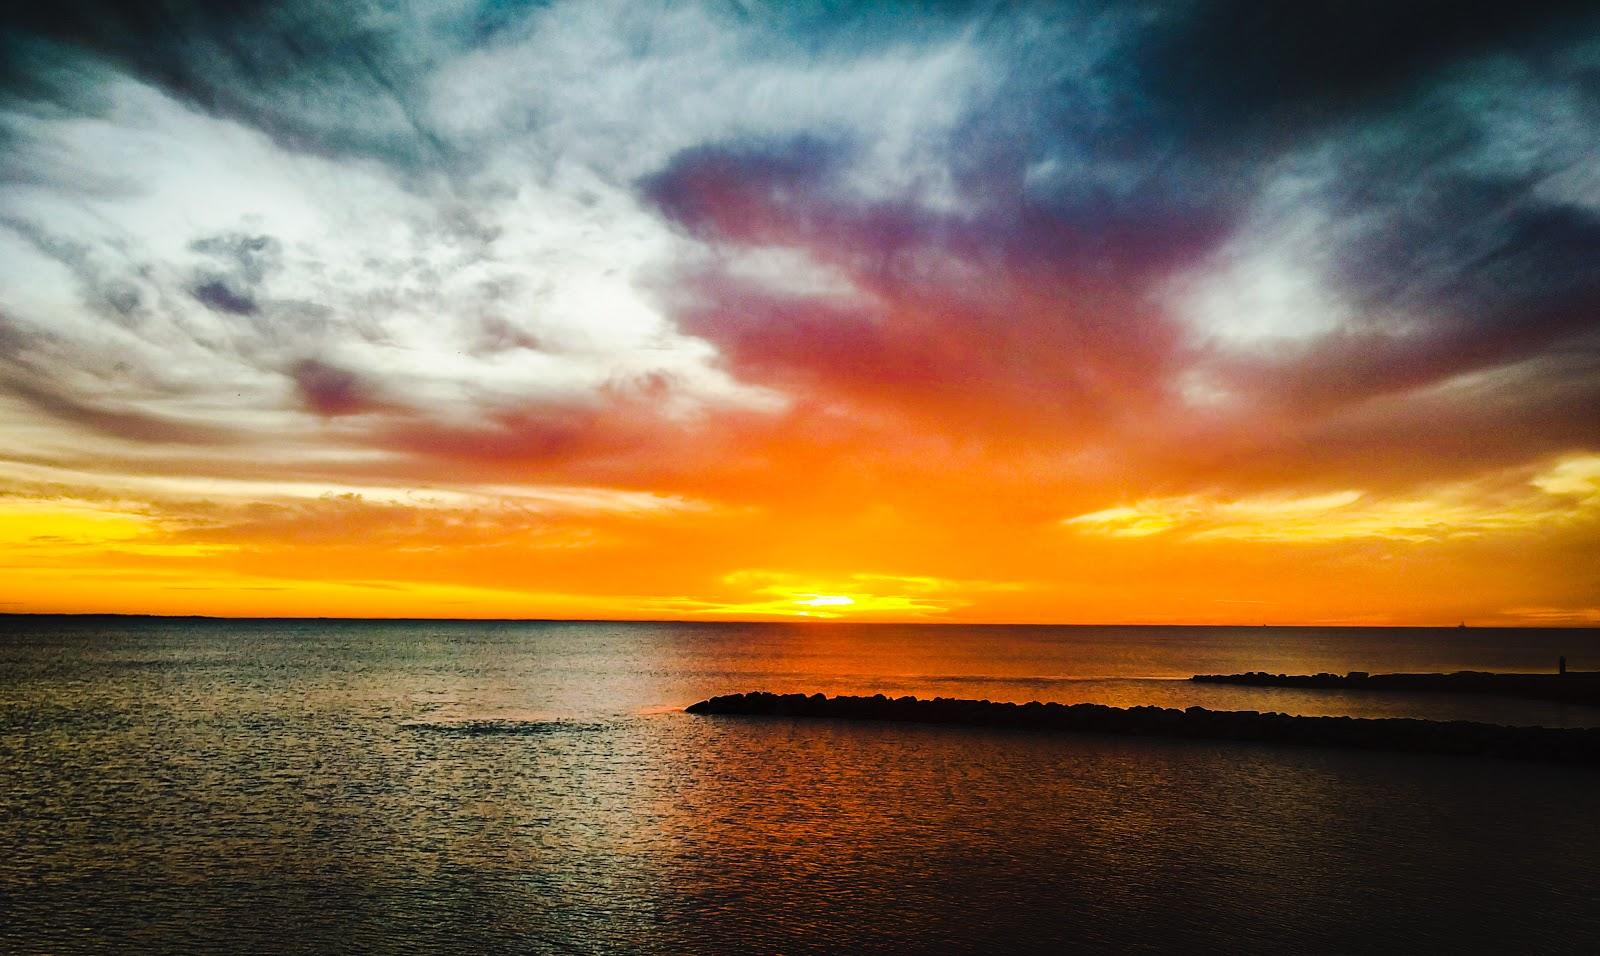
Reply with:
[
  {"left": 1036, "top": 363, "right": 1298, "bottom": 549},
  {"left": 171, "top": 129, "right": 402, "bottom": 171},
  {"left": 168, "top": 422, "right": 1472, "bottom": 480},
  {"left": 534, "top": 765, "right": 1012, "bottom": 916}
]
[
  {"left": 426, "top": 0, "right": 992, "bottom": 198},
  {"left": 0, "top": 0, "right": 1005, "bottom": 480},
  {"left": 1162, "top": 161, "right": 1360, "bottom": 352}
]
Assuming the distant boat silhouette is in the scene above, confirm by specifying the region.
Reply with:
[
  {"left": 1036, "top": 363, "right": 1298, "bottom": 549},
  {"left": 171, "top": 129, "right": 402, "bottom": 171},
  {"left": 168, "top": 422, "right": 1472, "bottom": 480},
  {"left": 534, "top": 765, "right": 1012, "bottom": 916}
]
[{"left": 1458, "top": 621, "right": 1468, "bottom": 629}]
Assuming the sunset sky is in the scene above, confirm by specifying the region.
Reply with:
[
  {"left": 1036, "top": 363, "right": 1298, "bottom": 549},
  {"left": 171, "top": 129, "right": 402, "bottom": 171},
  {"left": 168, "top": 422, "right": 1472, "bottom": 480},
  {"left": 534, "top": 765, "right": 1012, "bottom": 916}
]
[{"left": 1, "top": 1, "right": 1596, "bottom": 624}]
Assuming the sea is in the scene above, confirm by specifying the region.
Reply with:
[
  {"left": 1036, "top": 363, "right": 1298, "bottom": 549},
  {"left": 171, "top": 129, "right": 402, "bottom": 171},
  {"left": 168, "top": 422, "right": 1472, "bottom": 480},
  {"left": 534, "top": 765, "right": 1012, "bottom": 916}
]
[{"left": 3, "top": 617, "right": 1599, "bottom": 953}]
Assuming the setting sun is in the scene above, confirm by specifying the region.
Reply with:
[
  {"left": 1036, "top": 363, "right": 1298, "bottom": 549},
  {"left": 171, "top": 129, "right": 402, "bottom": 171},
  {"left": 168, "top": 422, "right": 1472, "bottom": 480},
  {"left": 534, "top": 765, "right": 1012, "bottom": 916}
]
[{"left": 795, "top": 595, "right": 855, "bottom": 609}]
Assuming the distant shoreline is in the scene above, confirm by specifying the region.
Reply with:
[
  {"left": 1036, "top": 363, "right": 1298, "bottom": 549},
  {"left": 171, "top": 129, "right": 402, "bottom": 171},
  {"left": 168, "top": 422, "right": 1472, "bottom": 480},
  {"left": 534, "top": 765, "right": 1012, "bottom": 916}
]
[{"left": 687, "top": 692, "right": 1600, "bottom": 766}]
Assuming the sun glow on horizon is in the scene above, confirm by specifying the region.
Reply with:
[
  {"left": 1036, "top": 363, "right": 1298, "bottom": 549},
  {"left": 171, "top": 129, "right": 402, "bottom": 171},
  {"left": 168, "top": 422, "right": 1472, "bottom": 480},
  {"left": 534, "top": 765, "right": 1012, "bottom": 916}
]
[{"left": 795, "top": 594, "right": 855, "bottom": 608}]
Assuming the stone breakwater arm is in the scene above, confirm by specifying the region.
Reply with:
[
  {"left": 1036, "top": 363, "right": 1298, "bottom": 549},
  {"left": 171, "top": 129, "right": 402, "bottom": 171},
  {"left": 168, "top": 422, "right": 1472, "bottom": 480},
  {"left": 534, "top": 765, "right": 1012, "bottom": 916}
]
[
  {"left": 685, "top": 693, "right": 1600, "bottom": 766},
  {"left": 1190, "top": 671, "right": 1600, "bottom": 707}
]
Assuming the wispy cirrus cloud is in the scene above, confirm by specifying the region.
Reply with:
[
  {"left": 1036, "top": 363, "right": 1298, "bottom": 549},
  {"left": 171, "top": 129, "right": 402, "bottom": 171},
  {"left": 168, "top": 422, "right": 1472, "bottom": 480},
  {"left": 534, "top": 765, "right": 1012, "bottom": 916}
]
[{"left": 1066, "top": 456, "right": 1600, "bottom": 543}]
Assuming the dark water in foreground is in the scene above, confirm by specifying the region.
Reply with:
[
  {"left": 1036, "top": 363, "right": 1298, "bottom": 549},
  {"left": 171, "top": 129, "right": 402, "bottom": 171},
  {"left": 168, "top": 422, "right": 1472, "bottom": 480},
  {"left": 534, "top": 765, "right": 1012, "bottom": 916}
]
[{"left": 3, "top": 618, "right": 1599, "bottom": 953}]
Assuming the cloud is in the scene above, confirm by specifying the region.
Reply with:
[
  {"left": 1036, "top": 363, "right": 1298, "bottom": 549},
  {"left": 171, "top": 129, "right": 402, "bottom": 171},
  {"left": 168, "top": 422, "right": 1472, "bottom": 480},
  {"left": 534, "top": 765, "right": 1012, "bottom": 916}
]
[
  {"left": 643, "top": 136, "right": 1199, "bottom": 446},
  {"left": 1171, "top": 49, "right": 1600, "bottom": 411},
  {"left": 289, "top": 359, "right": 379, "bottom": 417},
  {"left": 0, "top": 37, "right": 767, "bottom": 472},
  {"left": 1124, "top": 0, "right": 1599, "bottom": 144},
  {"left": 0, "top": 1, "right": 1595, "bottom": 620},
  {"left": 6, "top": 0, "right": 1589, "bottom": 484},
  {"left": 1065, "top": 456, "right": 1600, "bottom": 543}
]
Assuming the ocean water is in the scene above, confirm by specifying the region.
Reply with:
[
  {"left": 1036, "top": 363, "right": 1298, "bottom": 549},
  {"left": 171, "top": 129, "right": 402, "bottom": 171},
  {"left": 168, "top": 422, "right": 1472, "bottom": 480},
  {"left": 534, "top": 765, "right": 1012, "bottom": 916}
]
[{"left": 3, "top": 617, "right": 1599, "bottom": 953}]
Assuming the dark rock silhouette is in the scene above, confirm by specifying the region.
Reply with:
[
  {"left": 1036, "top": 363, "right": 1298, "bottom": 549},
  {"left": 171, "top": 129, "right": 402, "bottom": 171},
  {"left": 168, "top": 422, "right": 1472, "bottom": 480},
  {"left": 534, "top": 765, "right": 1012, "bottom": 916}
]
[
  {"left": 1191, "top": 669, "right": 1600, "bottom": 706},
  {"left": 685, "top": 692, "right": 1600, "bottom": 766}
]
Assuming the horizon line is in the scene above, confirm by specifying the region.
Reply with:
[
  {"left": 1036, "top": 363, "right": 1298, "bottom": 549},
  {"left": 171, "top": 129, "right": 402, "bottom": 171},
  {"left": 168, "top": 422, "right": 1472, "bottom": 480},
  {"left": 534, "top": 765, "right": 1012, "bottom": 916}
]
[{"left": 0, "top": 611, "right": 1594, "bottom": 630}]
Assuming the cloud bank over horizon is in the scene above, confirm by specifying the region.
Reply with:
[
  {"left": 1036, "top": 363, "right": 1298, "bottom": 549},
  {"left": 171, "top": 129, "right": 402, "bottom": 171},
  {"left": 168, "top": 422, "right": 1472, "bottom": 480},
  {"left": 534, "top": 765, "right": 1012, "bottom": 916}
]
[{"left": 2, "top": 0, "right": 1597, "bottom": 623}]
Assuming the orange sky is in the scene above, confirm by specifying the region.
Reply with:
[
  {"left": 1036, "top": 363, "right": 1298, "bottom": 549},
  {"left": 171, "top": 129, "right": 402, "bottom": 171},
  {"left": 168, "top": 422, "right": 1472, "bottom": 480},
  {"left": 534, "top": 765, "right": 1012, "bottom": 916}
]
[
  {"left": 1, "top": 3, "right": 1597, "bottom": 625},
  {"left": 2, "top": 441, "right": 1596, "bottom": 624}
]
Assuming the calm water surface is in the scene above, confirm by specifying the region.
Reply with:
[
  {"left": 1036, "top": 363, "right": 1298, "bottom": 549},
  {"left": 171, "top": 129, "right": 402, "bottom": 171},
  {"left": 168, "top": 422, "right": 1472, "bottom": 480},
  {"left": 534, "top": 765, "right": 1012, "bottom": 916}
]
[{"left": 3, "top": 618, "right": 1599, "bottom": 952}]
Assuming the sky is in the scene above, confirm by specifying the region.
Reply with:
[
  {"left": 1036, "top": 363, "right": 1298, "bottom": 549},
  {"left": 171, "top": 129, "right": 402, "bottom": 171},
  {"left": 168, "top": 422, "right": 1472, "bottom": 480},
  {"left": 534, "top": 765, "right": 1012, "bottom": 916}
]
[{"left": 0, "top": 0, "right": 1597, "bottom": 624}]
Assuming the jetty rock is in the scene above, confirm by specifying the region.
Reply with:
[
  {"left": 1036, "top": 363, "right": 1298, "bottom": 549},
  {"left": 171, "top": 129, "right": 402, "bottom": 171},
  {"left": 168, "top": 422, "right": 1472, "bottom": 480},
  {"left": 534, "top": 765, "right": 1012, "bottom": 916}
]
[{"left": 685, "top": 692, "right": 1600, "bottom": 766}]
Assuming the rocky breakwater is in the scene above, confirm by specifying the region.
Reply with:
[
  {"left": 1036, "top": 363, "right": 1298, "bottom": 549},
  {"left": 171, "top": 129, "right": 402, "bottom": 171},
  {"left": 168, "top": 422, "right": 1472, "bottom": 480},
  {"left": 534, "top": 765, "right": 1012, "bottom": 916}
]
[
  {"left": 1191, "top": 670, "right": 1600, "bottom": 707},
  {"left": 685, "top": 692, "right": 1600, "bottom": 766}
]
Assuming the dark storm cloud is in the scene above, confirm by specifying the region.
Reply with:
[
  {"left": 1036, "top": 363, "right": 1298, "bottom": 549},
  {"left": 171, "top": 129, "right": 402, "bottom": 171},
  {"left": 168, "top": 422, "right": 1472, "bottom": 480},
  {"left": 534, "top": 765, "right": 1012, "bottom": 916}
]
[
  {"left": 1124, "top": 0, "right": 1600, "bottom": 144},
  {"left": 645, "top": 133, "right": 1227, "bottom": 277},
  {"left": 0, "top": 0, "right": 475, "bottom": 168}
]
